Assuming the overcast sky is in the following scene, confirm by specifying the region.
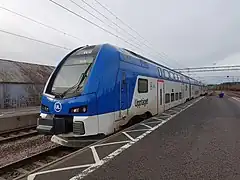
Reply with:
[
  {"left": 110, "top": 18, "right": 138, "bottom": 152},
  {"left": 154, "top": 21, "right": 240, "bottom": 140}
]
[{"left": 0, "top": 0, "right": 240, "bottom": 83}]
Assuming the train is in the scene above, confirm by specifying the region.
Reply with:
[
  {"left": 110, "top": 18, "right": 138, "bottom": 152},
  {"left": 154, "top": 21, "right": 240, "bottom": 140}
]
[{"left": 37, "top": 43, "right": 207, "bottom": 146}]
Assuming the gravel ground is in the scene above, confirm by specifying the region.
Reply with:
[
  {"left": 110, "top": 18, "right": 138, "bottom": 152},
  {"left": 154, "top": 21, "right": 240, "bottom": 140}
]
[{"left": 0, "top": 135, "right": 57, "bottom": 167}]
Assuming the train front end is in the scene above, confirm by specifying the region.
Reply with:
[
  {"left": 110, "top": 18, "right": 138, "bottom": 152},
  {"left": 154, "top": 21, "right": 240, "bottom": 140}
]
[{"left": 37, "top": 45, "right": 101, "bottom": 139}]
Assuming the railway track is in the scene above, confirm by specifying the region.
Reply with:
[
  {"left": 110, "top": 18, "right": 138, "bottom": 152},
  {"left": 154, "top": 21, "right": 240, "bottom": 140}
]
[
  {"left": 0, "top": 145, "right": 81, "bottom": 180},
  {"left": 0, "top": 126, "right": 38, "bottom": 144},
  {"left": 0, "top": 117, "right": 147, "bottom": 180}
]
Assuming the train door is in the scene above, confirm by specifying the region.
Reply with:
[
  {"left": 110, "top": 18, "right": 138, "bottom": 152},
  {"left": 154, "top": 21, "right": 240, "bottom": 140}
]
[
  {"left": 181, "top": 83, "right": 184, "bottom": 103},
  {"left": 119, "top": 71, "right": 129, "bottom": 120},
  {"left": 189, "top": 84, "right": 191, "bottom": 100},
  {"left": 157, "top": 80, "right": 164, "bottom": 114}
]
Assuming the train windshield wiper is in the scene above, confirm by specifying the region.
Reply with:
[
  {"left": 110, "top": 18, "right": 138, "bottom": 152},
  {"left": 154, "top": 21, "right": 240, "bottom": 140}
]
[{"left": 60, "top": 63, "right": 92, "bottom": 98}]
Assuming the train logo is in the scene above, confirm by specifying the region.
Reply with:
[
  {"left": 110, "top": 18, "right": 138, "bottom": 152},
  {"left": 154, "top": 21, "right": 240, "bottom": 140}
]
[
  {"left": 54, "top": 102, "right": 62, "bottom": 112},
  {"left": 134, "top": 98, "right": 148, "bottom": 108}
]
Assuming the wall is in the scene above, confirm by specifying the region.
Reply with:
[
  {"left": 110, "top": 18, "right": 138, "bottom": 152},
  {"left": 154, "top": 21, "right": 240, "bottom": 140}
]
[
  {"left": 0, "top": 58, "right": 55, "bottom": 109},
  {"left": 0, "top": 83, "right": 45, "bottom": 108}
]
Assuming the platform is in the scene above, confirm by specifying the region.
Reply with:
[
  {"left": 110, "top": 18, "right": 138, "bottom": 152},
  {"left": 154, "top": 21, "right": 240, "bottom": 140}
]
[
  {"left": 0, "top": 106, "right": 40, "bottom": 133},
  {"left": 27, "top": 95, "right": 240, "bottom": 180},
  {"left": 0, "top": 106, "right": 40, "bottom": 118},
  {"left": 25, "top": 97, "right": 202, "bottom": 180},
  {"left": 78, "top": 95, "right": 240, "bottom": 180}
]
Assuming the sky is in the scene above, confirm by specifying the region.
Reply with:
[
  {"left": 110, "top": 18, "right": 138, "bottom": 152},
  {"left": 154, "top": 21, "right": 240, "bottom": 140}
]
[{"left": 0, "top": 0, "right": 240, "bottom": 84}]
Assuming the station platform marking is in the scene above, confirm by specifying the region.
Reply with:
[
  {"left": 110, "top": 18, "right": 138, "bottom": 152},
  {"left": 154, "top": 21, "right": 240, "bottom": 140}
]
[
  {"left": 232, "top": 97, "right": 240, "bottom": 102},
  {"left": 27, "top": 97, "right": 204, "bottom": 180}
]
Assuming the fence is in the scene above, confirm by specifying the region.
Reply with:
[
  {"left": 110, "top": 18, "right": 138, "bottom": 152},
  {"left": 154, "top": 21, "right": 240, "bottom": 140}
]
[{"left": 0, "top": 83, "right": 45, "bottom": 109}]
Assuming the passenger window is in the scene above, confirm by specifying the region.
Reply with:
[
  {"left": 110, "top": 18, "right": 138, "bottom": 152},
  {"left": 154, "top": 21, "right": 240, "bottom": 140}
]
[
  {"left": 158, "top": 68, "right": 162, "bottom": 77},
  {"left": 138, "top": 78, "right": 148, "bottom": 93},
  {"left": 180, "top": 76, "right": 184, "bottom": 81},
  {"left": 175, "top": 93, "right": 179, "bottom": 100},
  {"left": 173, "top": 74, "right": 177, "bottom": 80},
  {"left": 171, "top": 93, "right": 174, "bottom": 102},
  {"left": 177, "top": 75, "right": 180, "bottom": 81},
  {"left": 179, "top": 92, "right": 182, "bottom": 99},
  {"left": 164, "top": 70, "right": 169, "bottom": 78},
  {"left": 165, "top": 93, "right": 170, "bottom": 103}
]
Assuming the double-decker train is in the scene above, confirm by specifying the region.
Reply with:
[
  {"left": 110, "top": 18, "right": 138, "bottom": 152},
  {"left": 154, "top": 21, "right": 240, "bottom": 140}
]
[{"left": 37, "top": 44, "right": 206, "bottom": 146}]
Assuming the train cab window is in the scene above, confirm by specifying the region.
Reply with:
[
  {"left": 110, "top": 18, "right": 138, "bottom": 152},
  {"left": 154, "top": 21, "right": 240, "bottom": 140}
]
[
  {"left": 171, "top": 93, "right": 174, "bottom": 102},
  {"left": 138, "top": 78, "right": 148, "bottom": 93},
  {"left": 158, "top": 68, "right": 162, "bottom": 77},
  {"left": 163, "top": 70, "right": 169, "bottom": 78},
  {"left": 165, "top": 93, "right": 170, "bottom": 103},
  {"left": 175, "top": 93, "right": 179, "bottom": 100},
  {"left": 169, "top": 72, "right": 174, "bottom": 79},
  {"left": 179, "top": 92, "right": 182, "bottom": 99}
]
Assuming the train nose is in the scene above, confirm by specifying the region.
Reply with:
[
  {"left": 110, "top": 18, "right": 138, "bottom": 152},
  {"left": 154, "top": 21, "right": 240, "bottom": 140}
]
[{"left": 36, "top": 114, "right": 73, "bottom": 135}]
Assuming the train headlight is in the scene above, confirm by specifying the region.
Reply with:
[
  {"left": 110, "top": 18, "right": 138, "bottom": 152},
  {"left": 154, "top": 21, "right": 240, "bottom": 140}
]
[
  {"left": 41, "top": 104, "right": 49, "bottom": 112},
  {"left": 70, "top": 106, "right": 87, "bottom": 113}
]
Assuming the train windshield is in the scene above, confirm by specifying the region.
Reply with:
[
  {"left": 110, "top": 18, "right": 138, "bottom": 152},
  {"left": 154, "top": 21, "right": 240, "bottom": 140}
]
[{"left": 49, "top": 46, "right": 99, "bottom": 97}]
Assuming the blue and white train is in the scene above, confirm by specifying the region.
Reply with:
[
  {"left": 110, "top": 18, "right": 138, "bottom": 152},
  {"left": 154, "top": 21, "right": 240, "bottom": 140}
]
[{"left": 37, "top": 44, "right": 206, "bottom": 145}]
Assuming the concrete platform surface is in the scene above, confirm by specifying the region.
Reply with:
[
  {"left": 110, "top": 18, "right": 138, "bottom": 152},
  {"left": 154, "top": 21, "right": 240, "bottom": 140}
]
[
  {"left": 0, "top": 106, "right": 40, "bottom": 118},
  {"left": 82, "top": 96, "right": 240, "bottom": 180},
  {"left": 26, "top": 98, "right": 203, "bottom": 180},
  {"left": 28, "top": 95, "right": 240, "bottom": 180},
  {"left": 0, "top": 106, "right": 40, "bottom": 133}
]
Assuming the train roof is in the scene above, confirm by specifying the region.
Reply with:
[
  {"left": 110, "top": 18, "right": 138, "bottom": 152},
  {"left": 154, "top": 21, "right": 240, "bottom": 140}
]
[
  {"left": 69, "top": 43, "right": 202, "bottom": 85},
  {"left": 110, "top": 44, "right": 201, "bottom": 84}
]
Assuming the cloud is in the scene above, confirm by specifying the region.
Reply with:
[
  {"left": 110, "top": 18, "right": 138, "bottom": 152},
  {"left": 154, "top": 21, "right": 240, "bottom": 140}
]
[{"left": 0, "top": 0, "right": 239, "bottom": 83}]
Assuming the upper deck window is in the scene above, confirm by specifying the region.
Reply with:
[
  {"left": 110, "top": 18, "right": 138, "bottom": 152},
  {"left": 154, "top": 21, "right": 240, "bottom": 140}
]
[
  {"left": 164, "top": 70, "right": 170, "bottom": 78},
  {"left": 169, "top": 72, "right": 174, "bottom": 79},
  {"left": 158, "top": 68, "right": 162, "bottom": 77},
  {"left": 173, "top": 73, "right": 177, "bottom": 80}
]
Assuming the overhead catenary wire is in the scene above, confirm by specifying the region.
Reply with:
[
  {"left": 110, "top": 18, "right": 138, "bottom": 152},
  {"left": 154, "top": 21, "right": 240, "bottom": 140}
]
[
  {"left": 1, "top": 1, "right": 180, "bottom": 67},
  {"left": 0, "top": 29, "right": 71, "bottom": 50},
  {"left": 68, "top": 0, "right": 143, "bottom": 48},
  {"left": 79, "top": 0, "right": 142, "bottom": 46},
  {"left": 93, "top": 0, "right": 183, "bottom": 68},
  {"left": 49, "top": 0, "right": 173, "bottom": 66},
  {"left": 0, "top": 5, "right": 86, "bottom": 44},
  {"left": 85, "top": 0, "right": 176, "bottom": 65},
  {"left": 93, "top": 0, "right": 143, "bottom": 41},
  {"left": 49, "top": 0, "right": 142, "bottom": 50}
]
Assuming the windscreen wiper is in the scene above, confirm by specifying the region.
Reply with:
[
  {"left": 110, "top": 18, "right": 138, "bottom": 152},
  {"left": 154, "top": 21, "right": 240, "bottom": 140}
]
[
  {"left": 60, "top": 73, "right": 84, "bottom": 98},
  {"left": 71, "top": 63, "right": 93, "bottom": 94},
  {"left": 60, "top": 63, "right": 92, "bottom": 98}
]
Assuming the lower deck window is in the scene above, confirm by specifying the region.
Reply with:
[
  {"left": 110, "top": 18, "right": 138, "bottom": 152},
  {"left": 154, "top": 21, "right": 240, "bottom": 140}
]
[
  {"left": 179, "top": 92, "right": 182, "bottom": 99},
  {"left": 175, "top": 93, "right": 179, "bottom": 100},
  {"left": 138, "top": 78, "right": 148, "bottom": 93},
  {"left": 165, "top": 93, "right": 170, "bottom": 103},
  {"left": 171, "top": 93, "right": 174, "bottom": 102}
]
